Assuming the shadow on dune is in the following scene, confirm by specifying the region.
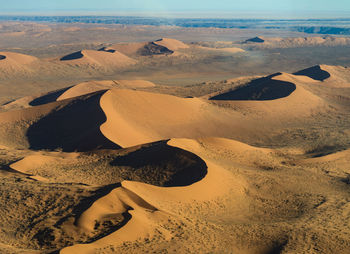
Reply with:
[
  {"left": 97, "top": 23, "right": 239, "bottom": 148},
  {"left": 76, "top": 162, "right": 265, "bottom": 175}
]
[
  {"left": 294, "top": 65, "right": 331, "bottom": 81},
  {"left": 26, "top": 92, "right": 120, "bottom": 152},
  {"left": 210, "top": 73, "right": 296, "bottom": 101},
  {"left": 29, "top": 87, "right": 73, "bottom": 106},
  {"left": 245, "top": 37, "right": 265, "bottom": 43},
  {"left": 111, "top": 141, "right": 208, "bottom": 187},
  {"left": 99, "top": 47, "right": 116, "bottom": 53},
  {"left": 137, "top": 42, "right": 173, "bottom": 56},
  {"left": 60, "top": 51, "right": 84, "bottom": 61},
  {"left": 0, "top": 55, "right": 6, "bottom": 60}
]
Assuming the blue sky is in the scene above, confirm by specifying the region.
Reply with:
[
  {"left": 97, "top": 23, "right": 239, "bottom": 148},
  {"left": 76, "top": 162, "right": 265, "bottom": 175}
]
[{"left": 0, "top": 0, "right": 350, "bottom": 18}]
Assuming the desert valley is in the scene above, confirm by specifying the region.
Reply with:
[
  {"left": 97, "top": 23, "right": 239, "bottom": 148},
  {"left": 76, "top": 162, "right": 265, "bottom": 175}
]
[{"left": 0, "top": 17, "right": 350, "bottom": 254}]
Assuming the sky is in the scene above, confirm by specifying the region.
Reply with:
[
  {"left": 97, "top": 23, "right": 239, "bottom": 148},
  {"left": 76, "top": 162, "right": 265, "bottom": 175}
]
[{"left": 0, "top": 0, "right": 350, "bottom": 18}]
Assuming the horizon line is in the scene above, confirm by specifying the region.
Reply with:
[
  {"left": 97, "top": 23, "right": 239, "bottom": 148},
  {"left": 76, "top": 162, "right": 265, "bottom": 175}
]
[{"left": 1, "top": 10, "right": 350, "bottom": 19}]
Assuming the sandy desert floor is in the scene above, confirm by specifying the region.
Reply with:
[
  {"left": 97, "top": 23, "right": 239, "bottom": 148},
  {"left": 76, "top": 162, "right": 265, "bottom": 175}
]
[{"left": 0, "top": 25, "right": 350, "bottom": 253}]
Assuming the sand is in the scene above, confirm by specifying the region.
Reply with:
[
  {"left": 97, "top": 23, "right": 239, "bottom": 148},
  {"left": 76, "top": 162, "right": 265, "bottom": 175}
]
[
  {"left": 197, "top": 45, "right": 245, "bottom": 54},
  {"left": 0, "top": 41, "right": 350, "bottom": 254}
]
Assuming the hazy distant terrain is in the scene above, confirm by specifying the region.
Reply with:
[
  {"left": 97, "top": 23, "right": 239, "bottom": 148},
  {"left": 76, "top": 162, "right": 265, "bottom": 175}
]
[{"left": 1, "top": 16, "right": 350, "bottom": 35}]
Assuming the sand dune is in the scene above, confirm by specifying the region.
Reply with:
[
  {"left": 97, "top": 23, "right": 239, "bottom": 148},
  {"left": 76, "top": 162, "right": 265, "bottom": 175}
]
[
  {"left": 60, "top": 138, "right": 237, "bottom": 254},
  {"left": 0, "top": 51, "right": 38, "bottom": 76},
  {"left": 60, "top": 49, "right": 137, "bottom": 68},
  {"left": 0, "top": 67, "right": 336, "bottom": 150},
  {"left": 0, "top": 92, "right": 119, "bottom": 151},
  {"left": 293, "top": 64, "right": 350, "bottom": 87},
  {"left": 154, "top": 38, "right": 189, "bottom": 51},
  {"left": 59, "top": 136, "right": 350, "bottom": 253},
  {"left": 0, "top": 51, "right": 37, "bottom": 65}
]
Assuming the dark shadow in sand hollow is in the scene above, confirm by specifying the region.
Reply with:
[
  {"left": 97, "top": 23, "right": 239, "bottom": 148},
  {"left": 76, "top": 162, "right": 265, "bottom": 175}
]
[
  {"left": 60, "top": 51, "right": 84, "bottom": 61},
  {"left": 293, "top": 65, "right": 331, "bottom": 81},
  {"left": 110, "top": 141, "right": 208, "bottom": 187},
  {"left": 0, "top": 55, "right": 6, "bottom": 60},
  {"left": 210, "top": 73, "right": 296, "bottom": 101},
  {"left": 99, "top": 47, "right": 116, "bottom": 53},
  {"left": 26, "top": 92, "right": 120, "bottom": 152},
  {"left": 29, "top": 87, "right": 73, "bottom": 106},
  {"left": 245, "top": 37, "right": 265, "bottom": 43}
]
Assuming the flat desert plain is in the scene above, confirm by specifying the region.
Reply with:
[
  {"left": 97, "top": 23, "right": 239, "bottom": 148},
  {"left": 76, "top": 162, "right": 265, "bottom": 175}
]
[{"left": 0, "top": 23, "right": 350, "bottom": 254}]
